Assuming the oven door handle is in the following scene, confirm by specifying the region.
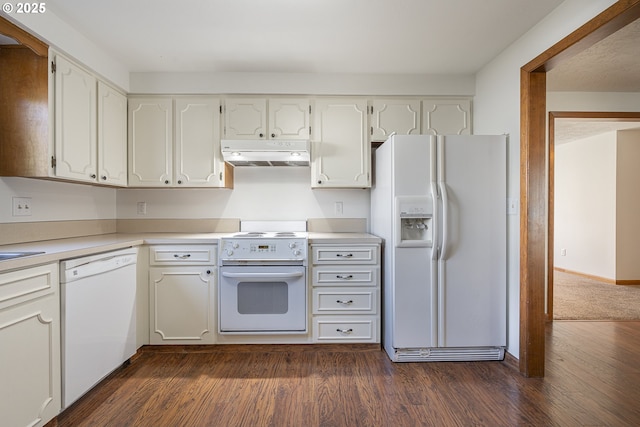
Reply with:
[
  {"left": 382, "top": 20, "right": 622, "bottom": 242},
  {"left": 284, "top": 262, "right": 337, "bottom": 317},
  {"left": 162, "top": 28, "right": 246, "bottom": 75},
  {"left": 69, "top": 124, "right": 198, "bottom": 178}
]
[{"left": 221, "top": 271, "right": 305, "bottom": 279}]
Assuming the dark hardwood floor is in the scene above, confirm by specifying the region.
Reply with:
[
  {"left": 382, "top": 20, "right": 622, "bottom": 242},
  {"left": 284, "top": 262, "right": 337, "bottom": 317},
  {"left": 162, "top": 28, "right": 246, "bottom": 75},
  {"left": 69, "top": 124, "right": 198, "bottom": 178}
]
[{"left": 49, "top": 321, "right": 640, "bottom": 427}]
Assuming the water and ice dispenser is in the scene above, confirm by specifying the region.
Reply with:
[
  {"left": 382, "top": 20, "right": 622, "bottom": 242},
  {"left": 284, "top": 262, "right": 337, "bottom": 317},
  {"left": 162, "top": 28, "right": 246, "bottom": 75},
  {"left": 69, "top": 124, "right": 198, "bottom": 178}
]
[{"left": 395, "top": 196, "right": 433, "bottom": 247}]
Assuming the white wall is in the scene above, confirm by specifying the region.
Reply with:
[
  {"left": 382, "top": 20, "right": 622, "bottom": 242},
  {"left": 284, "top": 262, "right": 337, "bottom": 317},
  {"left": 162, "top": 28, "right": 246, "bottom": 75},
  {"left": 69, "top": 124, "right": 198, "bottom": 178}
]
[
  {"left": 0, "top": 177, "right": 116, "bottom": 223},
  {"left": 616, "top": 129, "right": 640, "bottom": 280},
  {"left": 117, "top": 168, "right": 370, "bottom": 221},
  {"left": 554, "top": 132, "right": 617, "bottom": 279},
  {"left": 473, "top": 0, "right": 617, "bottom": 358},
  {"left": 129, "top": 72, "right": 475, "bottom": 96}
]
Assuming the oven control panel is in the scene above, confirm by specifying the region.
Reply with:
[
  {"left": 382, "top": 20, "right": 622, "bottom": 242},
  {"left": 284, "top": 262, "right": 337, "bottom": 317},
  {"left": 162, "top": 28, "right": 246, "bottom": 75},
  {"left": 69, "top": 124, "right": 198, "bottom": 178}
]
[{"left": 219, "top": 238, "right": 307, "bottom": 263}]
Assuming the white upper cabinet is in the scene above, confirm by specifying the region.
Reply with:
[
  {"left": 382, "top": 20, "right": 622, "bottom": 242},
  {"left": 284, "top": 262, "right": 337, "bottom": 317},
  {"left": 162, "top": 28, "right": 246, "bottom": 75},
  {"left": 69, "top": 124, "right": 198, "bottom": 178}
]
[
  {"left": 97, "top": 81, "right": 128, "bottom": 186},
  {"left": 53, "top": 54, "right": 97, "bottom": 183},
  {"left": 175, "top": 98, "right": 225, "bottom": 187},
  {"left": 129, "top": 96, "right": 230, "bottom": 188},
  {"left": 53, "top": 53, "right": 127, "bottom": 186},
  {"left": 369, "top": 99, "right": 421, "bottom": 142},
  {"left": 128, "top": 97, "right": 173, "bottom": 186},
  {"left": 312, "top": 98, "right": 370, "bottom": 188},
  {"left": 224, "top": 97, "right": 310, "bottom": 140},
  {"left": 422, "top": 98, "right": 471, "bottom": 135},
  {"left": 223, "top": 98, "right": 266, "bottom": 139},
  {"left": 268, "top": 98, "right": 311, "bottom": 139}
]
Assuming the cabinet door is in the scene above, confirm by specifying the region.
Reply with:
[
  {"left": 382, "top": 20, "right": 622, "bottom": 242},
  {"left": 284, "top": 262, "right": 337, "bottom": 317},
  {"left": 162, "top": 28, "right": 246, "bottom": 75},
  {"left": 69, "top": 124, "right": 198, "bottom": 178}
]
[
  {"left": 128, "top": 97, "right": 173, "bottom": 186},
  {"left": 54, "top": 55, "right": 97, "bottom": 183},
  {"left": 422, "top": 98, "right": 471, "bottom": 135},
  {"left": 175, "top": 97, "right": 224, "bottom": 187},
  {"left": 0, "top": 264, "right": 60, "bottom": 427},
  {"left": 224, "top": 98, "right": 267, "bottom": 139},
  {"left": 312, "top": 98, "right": 370, "bottom": 188},
  {"left": 149, "top": 266, "right": 216, "bottom": 344},
  {"left": 97, "top": 82, "right": 128, "bottom": 186},
  {"left": 268, "top": 98, "right": 310, "bottom": 139},
  {"left": 370, "top": 99, "right": 421, "bottom": 142}
]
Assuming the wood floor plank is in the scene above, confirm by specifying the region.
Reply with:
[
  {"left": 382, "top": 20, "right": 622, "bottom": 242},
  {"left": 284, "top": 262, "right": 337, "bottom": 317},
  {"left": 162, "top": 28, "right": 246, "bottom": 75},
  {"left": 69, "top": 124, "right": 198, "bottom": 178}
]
[{"left": 49, "top": 323, "right": 640, "bottom": 427}]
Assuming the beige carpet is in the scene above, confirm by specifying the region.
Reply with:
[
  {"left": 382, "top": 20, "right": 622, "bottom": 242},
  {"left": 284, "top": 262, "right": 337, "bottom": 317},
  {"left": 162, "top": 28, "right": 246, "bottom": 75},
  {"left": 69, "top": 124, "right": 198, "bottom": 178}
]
[{"left": 553, "top": 270, "right": 640, "bottom": 320}]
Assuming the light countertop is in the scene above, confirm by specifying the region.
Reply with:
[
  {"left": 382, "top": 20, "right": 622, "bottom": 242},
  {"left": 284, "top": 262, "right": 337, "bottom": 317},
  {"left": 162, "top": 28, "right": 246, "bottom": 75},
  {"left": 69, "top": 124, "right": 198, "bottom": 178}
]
[{"left": 0, "top": 232, "right": 381, "bottom": 273}]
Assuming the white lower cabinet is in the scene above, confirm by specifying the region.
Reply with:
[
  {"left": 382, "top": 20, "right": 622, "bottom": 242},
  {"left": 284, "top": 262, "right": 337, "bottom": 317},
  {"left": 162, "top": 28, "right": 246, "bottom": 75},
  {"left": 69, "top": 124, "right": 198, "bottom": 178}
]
[
  {"left": 0, "top": 263, "right": 60, "bottom": 427},
  {"left": 311, "top": 244, "right": 380, "bottom": 343},
  {"left": 149, "top": 245, "right": 216, "bottom": 344}
]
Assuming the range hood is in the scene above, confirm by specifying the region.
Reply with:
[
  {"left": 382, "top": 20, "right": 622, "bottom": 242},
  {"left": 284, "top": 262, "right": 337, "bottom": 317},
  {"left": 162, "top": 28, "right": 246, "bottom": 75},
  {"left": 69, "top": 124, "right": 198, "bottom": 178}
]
[{"left": 221, "top": 139, "right": 310, "bottom": 167}]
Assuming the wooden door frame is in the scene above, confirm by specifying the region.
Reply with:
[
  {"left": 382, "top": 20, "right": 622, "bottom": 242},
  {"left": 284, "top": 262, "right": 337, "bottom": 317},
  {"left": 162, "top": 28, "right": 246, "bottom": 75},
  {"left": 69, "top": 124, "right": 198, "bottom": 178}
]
[
  {"left": 520, "top": 0, "right": 640, "bottom": 377},
  {"left": 547, "top": 111, "right": 640, "bottom": 321}
]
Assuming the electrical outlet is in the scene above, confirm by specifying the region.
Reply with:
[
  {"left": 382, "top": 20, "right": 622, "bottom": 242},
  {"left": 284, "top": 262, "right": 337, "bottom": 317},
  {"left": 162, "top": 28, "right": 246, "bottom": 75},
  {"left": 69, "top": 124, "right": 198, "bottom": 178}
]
[
  {"left": 137, "top": 202, "right": 147, "bottom": 215},
  {"left": 334, "top": 201, "right": 343, "bottom": 215},
  {"left": 12, "top": 197, "right": 32, "bottom": 216},
  {"left": 561, "top": 248, "right": 567, "bottom": 256}
]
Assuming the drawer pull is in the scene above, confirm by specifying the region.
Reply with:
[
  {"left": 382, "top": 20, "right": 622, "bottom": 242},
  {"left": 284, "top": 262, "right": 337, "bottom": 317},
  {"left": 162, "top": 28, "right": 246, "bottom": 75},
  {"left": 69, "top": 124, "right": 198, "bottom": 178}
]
[
  {"left": 336, "top": 328, "right": 353, "bottom": 334},
  {"left": 336, "top": 300, "right": 354, "bottom": 305},
  {"left": 336, "top": 274, "right": 354, "bottom": 280},
  {"left": 174, "top": 254, "right": 192, "bottom": 259},
  {"left": 336, "top": 253, "right": 353, "bottom": 258}
]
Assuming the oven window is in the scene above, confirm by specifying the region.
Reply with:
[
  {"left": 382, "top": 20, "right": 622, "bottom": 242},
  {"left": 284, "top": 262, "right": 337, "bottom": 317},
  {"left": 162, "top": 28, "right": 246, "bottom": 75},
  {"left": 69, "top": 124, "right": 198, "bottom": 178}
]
[{"left": 237, "top": 281, "right": 289, "bottom": 314}]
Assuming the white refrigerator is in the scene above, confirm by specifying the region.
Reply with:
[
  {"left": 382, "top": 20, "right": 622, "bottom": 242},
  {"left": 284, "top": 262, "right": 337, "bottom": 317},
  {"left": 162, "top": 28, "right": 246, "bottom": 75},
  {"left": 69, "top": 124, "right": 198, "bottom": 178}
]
[{"left": 371, "top": 134, "right": 507, "bottom": 362}]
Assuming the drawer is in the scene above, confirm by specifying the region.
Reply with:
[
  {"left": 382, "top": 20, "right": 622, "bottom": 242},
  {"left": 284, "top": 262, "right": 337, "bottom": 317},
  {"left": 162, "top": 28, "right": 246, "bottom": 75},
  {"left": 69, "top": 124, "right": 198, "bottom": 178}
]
[
  {"left": 312, "top": 246, "right": 378, "bottom": 265},
  {"left": 0, "top": 263, "right": 58, "bottom": 311},
  {"left": 313, "top": 316, "right": 378, "bottom": 342},
  {"left": 149, "top": 245, "right": 216, "bottom": 266},
  {"left": 312, "top": 265, "right": 377, "bottom": 287},
  {"left": 313, "top": 288, "right": 377, "bottom": 314}
]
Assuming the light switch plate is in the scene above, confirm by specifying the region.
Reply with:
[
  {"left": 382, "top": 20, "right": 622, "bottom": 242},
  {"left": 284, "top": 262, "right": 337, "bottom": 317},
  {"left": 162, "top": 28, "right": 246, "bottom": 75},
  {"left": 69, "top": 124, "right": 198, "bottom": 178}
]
[
  {"left": 12, "top": 197, "right": 32, "bottom": 216},
  {"left": 507, "top": 198, "right": 519, "bottom": 215}
]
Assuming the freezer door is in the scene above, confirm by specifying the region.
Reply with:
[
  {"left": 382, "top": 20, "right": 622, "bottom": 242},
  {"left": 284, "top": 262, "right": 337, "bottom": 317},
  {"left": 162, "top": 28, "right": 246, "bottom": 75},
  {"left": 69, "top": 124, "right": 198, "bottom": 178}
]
[
  {"left": 436, "top": 135, "right": 507, "bottom": 348},
  {"left": 384, "top": 135, "right": 438, "bottom": 349}
]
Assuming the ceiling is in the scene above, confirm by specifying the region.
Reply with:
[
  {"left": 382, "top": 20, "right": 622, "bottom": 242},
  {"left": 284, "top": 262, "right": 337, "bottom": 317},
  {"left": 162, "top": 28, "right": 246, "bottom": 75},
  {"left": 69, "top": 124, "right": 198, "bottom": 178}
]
[
  {"left": 547, "top": 18, "right": 640, "bottom": 92},
  {"left": 42, "top": 0, "right": 564, "bottom": 75},
  {"left": 548, "top": 18, "right": 640, "bottom": 144}
]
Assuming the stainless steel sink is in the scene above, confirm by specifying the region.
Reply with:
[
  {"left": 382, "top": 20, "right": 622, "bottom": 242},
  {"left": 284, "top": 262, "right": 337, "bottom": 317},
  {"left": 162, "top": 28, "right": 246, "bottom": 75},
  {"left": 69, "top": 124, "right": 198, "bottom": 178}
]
[{"left": 0, "top": 251, "right": 45, "bottom": 261}]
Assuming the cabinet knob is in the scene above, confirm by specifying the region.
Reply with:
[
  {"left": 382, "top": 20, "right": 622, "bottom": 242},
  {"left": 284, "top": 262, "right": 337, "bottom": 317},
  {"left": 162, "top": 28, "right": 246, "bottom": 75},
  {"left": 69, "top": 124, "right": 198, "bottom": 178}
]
[
  {"left": 101, "top": 176, "right": 107, "bottom": 181},
  {"left": 271, "top": 133, "right": 276, "bottom": 138},
  {"left": 177, "top": 180, "right": 182, "bottom": 184},
  {"left": 206, "top": 270, "right": 212, "bottom": 275},
  {"left": 90, "top": 173, "right": 97, "bottom": 179},
  {"left": 164, "top": 180, "right": 170, "bottom": 184},
  {"left": 259, "top": 133, "right": 264, "bottom": 138},
  {"left": 317, "top": 180, "right": 322, "bottom": 184}
]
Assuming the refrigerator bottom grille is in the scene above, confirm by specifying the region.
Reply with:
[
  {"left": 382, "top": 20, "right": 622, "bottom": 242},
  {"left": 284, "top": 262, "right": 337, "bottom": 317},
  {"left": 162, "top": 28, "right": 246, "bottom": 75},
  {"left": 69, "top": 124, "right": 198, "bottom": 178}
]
[{"left": 391, "top": 347, "right": 505, "bottom": 362}]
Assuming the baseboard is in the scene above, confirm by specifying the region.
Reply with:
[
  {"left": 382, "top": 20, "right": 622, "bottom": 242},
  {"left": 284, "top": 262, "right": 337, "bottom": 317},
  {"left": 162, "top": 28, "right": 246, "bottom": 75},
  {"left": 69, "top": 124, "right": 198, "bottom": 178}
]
[
  {"left": 502, "top": 351, "right": 519, "bottom": 372},
  {"left": 554, "top": 267, "right": 640, "bottom": 285}
]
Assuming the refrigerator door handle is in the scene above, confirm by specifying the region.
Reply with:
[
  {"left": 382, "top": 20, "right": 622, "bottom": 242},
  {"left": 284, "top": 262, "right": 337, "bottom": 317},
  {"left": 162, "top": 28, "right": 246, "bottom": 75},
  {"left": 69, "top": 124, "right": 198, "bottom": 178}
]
[
  {"left": 439, "top": 181, "right": 450, "bottom": 260},
  {"left": 431, "top": 181, "right": 439, "bottom": 261}
]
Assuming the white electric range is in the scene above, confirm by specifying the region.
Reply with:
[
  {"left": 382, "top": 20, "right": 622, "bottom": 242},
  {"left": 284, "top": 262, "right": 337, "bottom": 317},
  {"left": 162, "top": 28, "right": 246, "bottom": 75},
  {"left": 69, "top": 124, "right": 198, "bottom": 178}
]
[{"left": 218, "top": 221, "right": 308, "bottom": 334}]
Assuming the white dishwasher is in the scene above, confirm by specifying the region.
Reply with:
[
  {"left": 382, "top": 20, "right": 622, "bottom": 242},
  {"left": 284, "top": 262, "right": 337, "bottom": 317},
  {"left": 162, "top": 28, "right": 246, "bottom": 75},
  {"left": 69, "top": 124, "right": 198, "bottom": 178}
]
[{"left": 60, "top": 247, "right": 138, "bottom": 408}]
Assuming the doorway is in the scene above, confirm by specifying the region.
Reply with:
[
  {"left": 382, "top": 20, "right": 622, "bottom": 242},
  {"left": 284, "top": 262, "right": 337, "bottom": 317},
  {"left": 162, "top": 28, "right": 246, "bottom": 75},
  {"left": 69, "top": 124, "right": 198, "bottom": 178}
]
[
  {"left": 548, "top": 112, "right": 640, "bottom": 321},
  {"left": 520, "top": 1, "right": 640, "bottom": 377}
]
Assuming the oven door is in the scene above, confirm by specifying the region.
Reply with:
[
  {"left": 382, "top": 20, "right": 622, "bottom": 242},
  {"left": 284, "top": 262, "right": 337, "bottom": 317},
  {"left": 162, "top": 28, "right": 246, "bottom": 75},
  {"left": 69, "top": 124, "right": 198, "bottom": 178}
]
[{"left": 219, "top": 265, "right": 307, "bottom": 333}]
